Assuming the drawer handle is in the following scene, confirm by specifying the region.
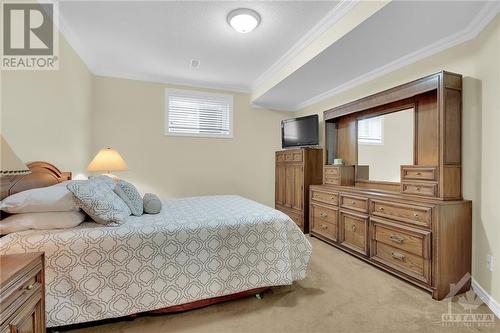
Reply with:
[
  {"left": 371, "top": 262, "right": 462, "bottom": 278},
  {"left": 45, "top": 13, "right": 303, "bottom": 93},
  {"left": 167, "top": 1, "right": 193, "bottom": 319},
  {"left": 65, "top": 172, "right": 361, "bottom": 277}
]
[
  {"left": 331, "top": 197, "right": 335, "bottom": 201},
  {"left": 26, "top": 284, "right": 34, "bottom": 291},
  {"left": 389, "top": 235, "right": 405, "bottom": 244},
  {"left": 320, "top": 212, "right": 328, "bottom": 218},
  {"left": 351, "top": 201, "right": 356, "bottom": 205},
  {"left": 391, "top": 252, "right": 406, "bottom": 262},
  {"left": 416, "top": 172, "right": 422, "bottom": 176},
  {"left": 351, "top": 224, "right": 357, "bottom": 232},
  {"left": 415, "top": 187, "right": 421, "bottom": 191},
  {"left": 379, "top": 207, "right": 384, "bottom": 211},
  {"left": 320, "top": 224, "right": 328, "bottom": 230},
  {"left": 413, "top": 213, "right": 419, "bottom": 217}
]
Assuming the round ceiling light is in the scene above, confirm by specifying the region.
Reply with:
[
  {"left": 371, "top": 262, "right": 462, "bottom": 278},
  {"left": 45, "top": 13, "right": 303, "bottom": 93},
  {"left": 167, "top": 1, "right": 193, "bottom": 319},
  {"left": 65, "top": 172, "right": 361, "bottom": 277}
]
[{"left": 227, "top": 8, "right": 261, "bottom": 33}]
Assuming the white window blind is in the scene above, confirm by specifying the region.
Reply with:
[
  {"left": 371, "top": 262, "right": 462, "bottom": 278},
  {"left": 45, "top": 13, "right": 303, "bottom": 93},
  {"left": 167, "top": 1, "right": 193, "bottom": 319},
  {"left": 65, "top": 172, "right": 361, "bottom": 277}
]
[
  {"left": 165, "top": 89, "right": 233, "bottom": 138},
  {"left": 358, "top": 116, "right": 383, "bottom": 144}
]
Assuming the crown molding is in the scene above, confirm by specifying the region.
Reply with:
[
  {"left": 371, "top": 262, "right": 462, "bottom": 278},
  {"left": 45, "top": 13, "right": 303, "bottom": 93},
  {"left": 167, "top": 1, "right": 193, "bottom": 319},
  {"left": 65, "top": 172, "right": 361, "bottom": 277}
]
[
  {"left": 250, "top": 0, "right": 359, "bottom": 91},
  {"left": 292, "top": 1, "right": 500, "bottom": 111},
  {"left": 93, "top": 68, "right": 250, "bottom": 93},
  {"left": 472, "top": 278, "right": 500, "bottom": 320}
]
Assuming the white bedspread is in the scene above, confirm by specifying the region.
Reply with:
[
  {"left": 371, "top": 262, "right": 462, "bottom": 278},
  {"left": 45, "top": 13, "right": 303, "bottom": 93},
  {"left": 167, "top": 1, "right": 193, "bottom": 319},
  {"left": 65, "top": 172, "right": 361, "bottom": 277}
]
[{"left": 0, "top": 195, "right": 311, "bottom": 327}]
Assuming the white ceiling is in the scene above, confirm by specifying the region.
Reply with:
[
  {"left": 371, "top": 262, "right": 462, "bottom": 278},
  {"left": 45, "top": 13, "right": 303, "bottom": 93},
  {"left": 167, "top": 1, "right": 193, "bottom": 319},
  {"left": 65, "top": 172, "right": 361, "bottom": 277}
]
[
  {"left": 59, "top": 1, "right": 338, "bottom": 92},
  {"left": 59, "top": 1, "right": 499, "bottom": 110},
  {"left": 253, "top": 1, "right": 499, "bottom": 110}
]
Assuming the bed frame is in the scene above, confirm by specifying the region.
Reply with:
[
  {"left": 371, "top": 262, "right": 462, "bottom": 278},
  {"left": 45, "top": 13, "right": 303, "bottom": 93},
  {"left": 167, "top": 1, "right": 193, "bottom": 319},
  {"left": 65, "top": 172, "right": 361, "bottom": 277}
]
[{"left": 0, "top": 162, "right": 268, "bottom": 327}]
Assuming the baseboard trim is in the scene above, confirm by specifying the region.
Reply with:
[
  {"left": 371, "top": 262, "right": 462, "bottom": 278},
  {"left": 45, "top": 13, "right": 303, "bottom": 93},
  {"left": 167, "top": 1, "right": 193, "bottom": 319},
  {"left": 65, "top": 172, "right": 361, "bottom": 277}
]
[{"left": 471, "top": 278, "right": 500, "bottom": 319}]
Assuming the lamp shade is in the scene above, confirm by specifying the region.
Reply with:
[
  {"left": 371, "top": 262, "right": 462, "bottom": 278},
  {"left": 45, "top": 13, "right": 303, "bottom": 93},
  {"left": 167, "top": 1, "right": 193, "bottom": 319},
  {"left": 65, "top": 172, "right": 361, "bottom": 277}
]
[
  {"left": 87, "top": 147, "right": 128, "bottom": 173},
  {"left": 1, "top": 135, "right": 31, "bottom": 176}
]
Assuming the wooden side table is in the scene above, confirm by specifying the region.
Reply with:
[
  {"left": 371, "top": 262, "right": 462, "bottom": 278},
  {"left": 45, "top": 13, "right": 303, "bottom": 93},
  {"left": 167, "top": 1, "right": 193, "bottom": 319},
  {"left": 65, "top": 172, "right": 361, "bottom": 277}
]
[{"left": 0, "top": 253, "right": 45, "bottom": 333}]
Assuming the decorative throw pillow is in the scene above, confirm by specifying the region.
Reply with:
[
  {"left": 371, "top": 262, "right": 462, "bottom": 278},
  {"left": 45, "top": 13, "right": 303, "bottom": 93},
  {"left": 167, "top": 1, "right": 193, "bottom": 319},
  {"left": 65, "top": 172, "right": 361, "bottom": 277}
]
[
  {"left": 114, "top": 180, "right": 143, "bottom": 216},
  {"left": 89, "top": 175, "right": 116, "bottom": 189},
  {"left": 143, "top": 193, "right": 161, "bottom": 214},
  {"left": 67, "top": 178, "right": 131, "bottom": 226}
]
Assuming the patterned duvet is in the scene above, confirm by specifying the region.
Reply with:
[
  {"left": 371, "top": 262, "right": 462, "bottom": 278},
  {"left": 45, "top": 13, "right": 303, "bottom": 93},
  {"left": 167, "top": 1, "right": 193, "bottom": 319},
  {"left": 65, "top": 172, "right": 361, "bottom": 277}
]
[{"left": 0, "top": 195, "right": 312, "bottom": 327}]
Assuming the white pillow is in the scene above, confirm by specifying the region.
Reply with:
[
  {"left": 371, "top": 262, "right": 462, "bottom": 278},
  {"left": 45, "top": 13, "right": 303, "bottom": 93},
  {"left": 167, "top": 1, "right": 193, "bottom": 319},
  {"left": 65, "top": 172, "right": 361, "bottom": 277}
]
[
  {"left": 0, "top": 181, "right": 80, "bottom": 213},
  {"left": 0, "top": 211, "right": 86, "bottom": 235}
]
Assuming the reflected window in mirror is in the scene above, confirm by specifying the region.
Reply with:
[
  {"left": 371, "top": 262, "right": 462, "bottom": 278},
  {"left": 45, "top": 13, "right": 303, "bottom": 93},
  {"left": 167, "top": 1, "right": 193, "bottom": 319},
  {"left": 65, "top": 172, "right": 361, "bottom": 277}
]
[{"left": 357, "top": 108, "right": 414, "bottom": 183}]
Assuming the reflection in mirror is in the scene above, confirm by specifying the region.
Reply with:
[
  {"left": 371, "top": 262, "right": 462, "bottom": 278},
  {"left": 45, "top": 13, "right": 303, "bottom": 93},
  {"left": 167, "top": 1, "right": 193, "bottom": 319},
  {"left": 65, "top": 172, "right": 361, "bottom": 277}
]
[{"left": 357, "top": 108, "right": 414, "bottom": 182}]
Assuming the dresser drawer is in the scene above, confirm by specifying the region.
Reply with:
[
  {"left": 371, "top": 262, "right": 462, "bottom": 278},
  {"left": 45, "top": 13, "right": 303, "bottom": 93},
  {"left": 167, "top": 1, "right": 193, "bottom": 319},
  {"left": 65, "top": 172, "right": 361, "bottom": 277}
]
[
  {"left": 276, "top": 206, "right": 304, "bottom": 231},
  {"left": 370, "top": 199, "right": 432, "bottom": 228},
  {"left": 292, "top": 151, "right": 303, "bottom": 162},
  {"left": 276, "top": 153, "right": 285, "bottom": 162},
  {"left": 339, "top": 194, "right": 369, "bottom": 213},
  {"left": 311, "top": 190, "right": 338, "bottom": 205},
  {"left": 401, "top": 166, "right": 438, "bottom": 181},
  {"left": 372, "top": 242, "right": 431, "bottom": 284},
  {"left": 288, "top": 212, "right": 304, "bottom": 230},
  {"left": 0, "top": 268, "right": 42, "bottom": 324},
  {"left": 324, "top": 166, "right": 339, "bottom": 177},
  {"left": 324, "top": 176, "right": 340, "bottom": 186},
  {"left": 0, "top": 253, "right": 45, "bottom": 332},
  {"left": 401, "top": 182, "right": 437, "bottom": 197},
  {"left": 371, "top": 217, "right": 431, "bottom": 258},
  {"left": 311, "top": 204, "right": 338, "bottom": 241},
  {"left": 339, "top": 210, "right": 369, "bottom": 255}
]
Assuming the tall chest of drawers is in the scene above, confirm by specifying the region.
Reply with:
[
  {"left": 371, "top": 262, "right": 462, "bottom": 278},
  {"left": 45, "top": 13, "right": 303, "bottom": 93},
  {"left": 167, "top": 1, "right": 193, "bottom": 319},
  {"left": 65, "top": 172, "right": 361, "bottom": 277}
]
[{"left": 310, "top": 185, "right": 471, "bottom": 300}]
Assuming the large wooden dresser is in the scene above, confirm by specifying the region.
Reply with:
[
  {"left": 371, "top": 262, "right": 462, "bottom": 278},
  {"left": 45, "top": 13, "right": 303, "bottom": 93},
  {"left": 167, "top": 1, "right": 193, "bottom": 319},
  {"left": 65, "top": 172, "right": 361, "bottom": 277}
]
[
  {"left": 275, "top": 148, "right": 323, "bottom": 233},
  {"left": 0, "top": 253, "right": 45, "bottom": 333},
  {"left": 310, "top": 71, "right": 472, "bottom": 300}
]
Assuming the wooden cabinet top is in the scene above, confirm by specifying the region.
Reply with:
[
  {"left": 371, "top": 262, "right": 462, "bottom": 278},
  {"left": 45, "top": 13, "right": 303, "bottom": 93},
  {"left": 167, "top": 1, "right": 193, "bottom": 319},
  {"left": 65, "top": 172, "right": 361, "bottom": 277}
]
[{"left": 0, "top": 252, "right": 44, "bottom": 289}]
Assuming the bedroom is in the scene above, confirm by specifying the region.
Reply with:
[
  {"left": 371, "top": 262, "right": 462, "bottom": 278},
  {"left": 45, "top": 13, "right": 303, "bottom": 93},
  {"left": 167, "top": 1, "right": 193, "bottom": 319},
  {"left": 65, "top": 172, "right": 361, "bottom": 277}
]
[{"left": 0, "top": 0, "right": 499, "bottom": 332}]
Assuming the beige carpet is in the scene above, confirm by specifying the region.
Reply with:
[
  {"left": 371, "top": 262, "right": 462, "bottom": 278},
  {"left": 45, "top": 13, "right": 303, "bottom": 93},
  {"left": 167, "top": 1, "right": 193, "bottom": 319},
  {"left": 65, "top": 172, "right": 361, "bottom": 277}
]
[{"left": 65, "top": 236, "right": 499, "bottom": 333}]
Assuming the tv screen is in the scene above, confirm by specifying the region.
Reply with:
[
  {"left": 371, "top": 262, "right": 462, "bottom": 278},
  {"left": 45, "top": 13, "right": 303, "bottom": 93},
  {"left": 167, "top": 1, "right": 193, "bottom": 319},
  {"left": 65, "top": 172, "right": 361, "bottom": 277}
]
[{"left": 281, "top": 114, "right": 319, "bottom": 148}]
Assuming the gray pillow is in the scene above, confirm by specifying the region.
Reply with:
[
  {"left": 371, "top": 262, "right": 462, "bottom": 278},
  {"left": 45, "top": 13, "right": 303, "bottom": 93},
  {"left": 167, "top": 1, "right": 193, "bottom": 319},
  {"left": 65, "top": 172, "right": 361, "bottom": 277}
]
[
  {"left": 114, "top": 180, "right": 143, "bottom": 216},
  {"left": 67, "top": 177, "right": 131, "bottom": 226},
  {"left": 88, "top": 175, "right": 116, "bottom": 189},
  {"left": 143, "top": 193, "right": 161, "bottom": 214}
]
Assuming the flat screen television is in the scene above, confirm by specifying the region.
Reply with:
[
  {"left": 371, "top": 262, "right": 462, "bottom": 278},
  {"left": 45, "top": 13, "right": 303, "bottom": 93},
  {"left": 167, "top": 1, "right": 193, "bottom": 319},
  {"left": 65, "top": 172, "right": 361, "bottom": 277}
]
[{"left": 281, "top": 114, "right": 319, "bottom": 148}]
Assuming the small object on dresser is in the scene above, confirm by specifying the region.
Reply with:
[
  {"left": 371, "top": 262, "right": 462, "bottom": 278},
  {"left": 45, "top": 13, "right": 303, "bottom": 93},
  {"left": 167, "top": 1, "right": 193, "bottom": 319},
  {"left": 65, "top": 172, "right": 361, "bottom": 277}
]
[
  {"left": 333, "top": 158, "right": 343, "bottom": 165},
  {"left": 0, "top": 252, "right": 45, "bottom": 333},
  {"left": 143, "top": 193, "right": 162, "bottom": 214}
]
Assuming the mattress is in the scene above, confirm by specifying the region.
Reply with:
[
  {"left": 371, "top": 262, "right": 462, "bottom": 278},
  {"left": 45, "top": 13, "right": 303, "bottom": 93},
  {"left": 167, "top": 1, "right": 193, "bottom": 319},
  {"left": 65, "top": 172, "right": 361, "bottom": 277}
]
[{"left": 0, "top": 195, "right": 312, "bottom": 327}]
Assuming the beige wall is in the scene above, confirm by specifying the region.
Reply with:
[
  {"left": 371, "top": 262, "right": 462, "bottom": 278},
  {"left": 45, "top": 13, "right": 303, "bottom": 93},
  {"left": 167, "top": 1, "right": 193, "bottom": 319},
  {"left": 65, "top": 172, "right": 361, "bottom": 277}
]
[
  {"left": 1, "top": 35, "right": 93, "bottom": 176},
  {"left": 1, "top": 8, "right": 498, "bottom": 304},
  {"left": 91, "top": 76, "right": 287, "bottom": 206},
  {"left": 358, "top": 109, "right": 414, "bottom": 182},
  {"left": 297, "top": 17, "right": 500, "bottom": 302}
]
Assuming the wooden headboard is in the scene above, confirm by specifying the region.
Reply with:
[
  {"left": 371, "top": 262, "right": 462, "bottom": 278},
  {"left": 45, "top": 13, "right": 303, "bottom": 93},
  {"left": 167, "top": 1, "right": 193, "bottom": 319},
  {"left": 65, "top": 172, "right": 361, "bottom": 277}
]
[{"left": 0, "top": 162, "right": 71, "bottom": 200}]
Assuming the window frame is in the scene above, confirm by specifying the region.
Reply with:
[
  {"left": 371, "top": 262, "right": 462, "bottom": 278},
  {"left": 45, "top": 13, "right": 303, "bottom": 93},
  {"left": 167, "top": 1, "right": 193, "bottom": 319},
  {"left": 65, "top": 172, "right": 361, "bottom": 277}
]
[{"left": 164, "top": 88, "right": 234, "bottom": 138}]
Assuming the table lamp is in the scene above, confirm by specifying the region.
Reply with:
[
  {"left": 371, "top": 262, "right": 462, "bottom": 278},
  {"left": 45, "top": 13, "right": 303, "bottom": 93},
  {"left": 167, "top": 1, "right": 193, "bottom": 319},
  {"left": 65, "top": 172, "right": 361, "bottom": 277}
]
[
  {"left": 1, "top": 135, "right": 31, "bottom": 176},
  {"left": 87, "top": 147, "right": 128, "bottom": 179}
]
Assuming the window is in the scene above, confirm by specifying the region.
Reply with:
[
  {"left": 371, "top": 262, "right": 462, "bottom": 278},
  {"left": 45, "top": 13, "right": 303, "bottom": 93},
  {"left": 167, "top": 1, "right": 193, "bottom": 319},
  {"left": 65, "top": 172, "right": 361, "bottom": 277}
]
[
  {"left": 165, "top": 89, "right": 233, "bottom": 138},
  {"left": 358, "top": 116, "right": 383, "bottom": 144}
]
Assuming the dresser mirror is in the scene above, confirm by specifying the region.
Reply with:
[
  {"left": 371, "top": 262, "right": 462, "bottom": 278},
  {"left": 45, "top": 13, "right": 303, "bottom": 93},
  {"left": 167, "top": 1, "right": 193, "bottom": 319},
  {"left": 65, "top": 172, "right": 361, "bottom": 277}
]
[{"left": 357, "top": 108, "right": 414, "bottom": 183}]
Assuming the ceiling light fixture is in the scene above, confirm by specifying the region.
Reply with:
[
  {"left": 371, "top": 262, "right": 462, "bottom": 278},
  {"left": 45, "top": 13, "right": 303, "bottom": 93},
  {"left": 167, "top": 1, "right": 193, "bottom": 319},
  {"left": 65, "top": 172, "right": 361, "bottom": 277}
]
[{"left": 227, "top": 8, "right": 261, "bottom": 34}]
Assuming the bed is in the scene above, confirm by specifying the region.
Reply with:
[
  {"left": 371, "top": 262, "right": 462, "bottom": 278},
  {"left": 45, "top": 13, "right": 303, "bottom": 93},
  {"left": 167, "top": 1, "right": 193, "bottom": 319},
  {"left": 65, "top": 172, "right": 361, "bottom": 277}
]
[{"left": 0, "top": 162, "right": 312, "bottom": 328}]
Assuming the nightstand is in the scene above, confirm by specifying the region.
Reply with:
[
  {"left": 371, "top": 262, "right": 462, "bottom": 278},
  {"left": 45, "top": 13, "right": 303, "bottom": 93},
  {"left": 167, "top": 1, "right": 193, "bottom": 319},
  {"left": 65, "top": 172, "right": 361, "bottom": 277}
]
[{"left": 0, "top": 253, "right": 45, "bottom": 333}]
